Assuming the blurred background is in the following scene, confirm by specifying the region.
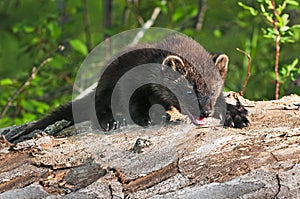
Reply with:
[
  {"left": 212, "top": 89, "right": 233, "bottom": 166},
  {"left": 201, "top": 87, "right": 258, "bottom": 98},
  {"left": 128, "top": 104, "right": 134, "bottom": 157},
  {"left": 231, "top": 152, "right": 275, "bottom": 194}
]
[{"left": 0, "top": 0, "right": 299, "bottom": 127}]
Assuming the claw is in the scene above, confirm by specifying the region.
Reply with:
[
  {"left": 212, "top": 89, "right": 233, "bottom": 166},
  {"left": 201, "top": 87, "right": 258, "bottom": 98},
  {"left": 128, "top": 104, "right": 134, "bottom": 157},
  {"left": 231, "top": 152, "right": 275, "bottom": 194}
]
[
  {"left": 122, "top": 118, "right": 127, "bottom": 127},
  {"left": 106, "top": 123, "right": 110, "bottom": 132},
  {"left": 113, "top": 121, "right": 117, "bottom": 130}
]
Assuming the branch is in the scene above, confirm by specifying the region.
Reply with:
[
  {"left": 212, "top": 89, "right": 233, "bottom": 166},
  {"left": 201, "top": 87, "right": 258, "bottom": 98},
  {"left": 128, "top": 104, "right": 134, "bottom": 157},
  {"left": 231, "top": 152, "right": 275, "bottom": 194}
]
[
  {"left": 81, "top": 0, "right": 92, "bottom": 52},
  {"left": 0, "top": 45, "right": 65, "bottom": 120},
  {"left": 272, "top": 0, "right": 280, "bottom": 100},
  {"left": 122, "top": 0, "right": 131, "bottom": 26},
  {"left": 236, "top": 48, "right": 251, "bottom": 96},
  {"left": 130, "top": 7, "right": 161, "bottom": 45},
  {"left": 103, "top": 0, "right": 113, "bottom": 39},
  {"left": 132, "top": 0, "right": 144, "bottom": 26},
  {"left": 194, "top": 0, "right": 207, "bottom": 31}
]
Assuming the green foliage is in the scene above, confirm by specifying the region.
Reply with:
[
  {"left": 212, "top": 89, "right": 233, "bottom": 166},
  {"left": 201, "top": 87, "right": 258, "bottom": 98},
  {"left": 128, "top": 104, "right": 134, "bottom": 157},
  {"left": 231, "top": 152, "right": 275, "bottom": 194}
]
[
  {"left": 0, "top": 0, "right": 299, "bottom": 128},
  {"left": 69, "top": 39, "right": 88, "bottom": 56},
  {"left": 238, "top": 2, "right": 258, "bottom": 16},
  {"left": 258, "top": 0, "right": 300, "bottom": 43},
  {"left": 280, "top": 58, "right": 300, "bottom": 92},
  {"left": 280, "top": 58, "right": 300, "bottom": 81},
  {"left": 238, "top": 0, "right": 300, "bottom": 99},
  {"left": 0, "top": 78, "right": 14, "bottom": 86}
]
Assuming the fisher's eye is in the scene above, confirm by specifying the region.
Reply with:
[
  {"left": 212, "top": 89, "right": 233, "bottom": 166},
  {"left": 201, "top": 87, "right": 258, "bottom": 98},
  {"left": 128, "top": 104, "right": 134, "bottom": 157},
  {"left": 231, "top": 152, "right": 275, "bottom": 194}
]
[{"left": 211, "top": 90, "right": 215, "bottom": 96}]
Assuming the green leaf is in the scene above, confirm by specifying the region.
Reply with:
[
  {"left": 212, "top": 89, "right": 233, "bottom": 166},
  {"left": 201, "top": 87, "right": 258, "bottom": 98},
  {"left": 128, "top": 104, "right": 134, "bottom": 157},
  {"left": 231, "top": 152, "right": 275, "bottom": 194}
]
[
  {"left": 266, "top": 0, "right": 273, "bottom": 9},
  {"left": 213, "top": 29, "right": 222, "bottom": 38},
  {"left": 32, "top": 100, "right": 49, "bottom": 114},
  {"left": 16, "top": 113, "right": 36, "bottom": 124},
  {"left": 69, "top": 39, "right": 88, "bottom": 56},
  {"left": 160, "top": 6, "right": 168, "bottom": 14},
  {"left": 189, "top": 7, "right": 198, "bottom": 18},
  {"left": 155, "top": 1, "right": 168, "bottom": 14},
  {"left": 281, "top": 26, "right": 290, "bottom": 32},
  {"left": 290, "top": 58, "right": 299, "bottom": 68},
  {"left": 287, "top": 0, "right": 299, "bottom": 6},
  {"left": 238, "top": 2, "right": 258, "bottom": 16},
  {"left": 266, "top": 15, "right": 274, "bottom": 24},
  {"left": 12, "top": 25, "right": 20, "bottom": 33},
  {"left": 172, "top": 8, "right": 184, "bottom": 22},
  {"left": 291, "top": 24, "right": 300, "bottom": 29},
  {"left": 277, "top": 4, "right": 284, "bottom": 14},
  {"left": 24, "top": 25, "right": 35, "bottom": 33},
  {"left": 20, "top": 99, "right": 50, "bottom": 113},
  {"left": 0, "top": 117, "right": 12, "bottom": 128},
  {"left": 260, "top": 3, "right": 266, "bottom": 13},
  {"left": 280, "top": 67, "right": 287, "bottom": 76},
  {"left": 50, "top": 54, "right": 66, "bottom": 70},
  {"left": 0, "top": 78, "right": 14, "bottom": 86},
  {"left": 21, "top": 99, "right": 35, "bottom": 112},
  {"left": 47, "top": 22, "right": 61, "bottom": 39},
  {"left": 281, "top": 14, "right": 290, "bottom": 26}
]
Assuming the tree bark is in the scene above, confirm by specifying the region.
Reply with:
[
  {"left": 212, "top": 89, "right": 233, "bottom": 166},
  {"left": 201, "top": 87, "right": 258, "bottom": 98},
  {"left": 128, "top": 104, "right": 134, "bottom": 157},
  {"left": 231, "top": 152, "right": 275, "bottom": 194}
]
[{"left": 1, "top": 94, "right": 300, "bottom": 198}]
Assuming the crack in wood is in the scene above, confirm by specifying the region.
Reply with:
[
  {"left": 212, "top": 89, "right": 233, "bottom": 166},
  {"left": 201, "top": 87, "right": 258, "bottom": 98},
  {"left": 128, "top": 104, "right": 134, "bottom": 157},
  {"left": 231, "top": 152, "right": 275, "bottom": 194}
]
[
  {"left": 0, "top": 173, "right": 39, "bottom": 193},
  {"left": 270, "top": 152, "right": 279, "bottom": 162},
  {"left": 176, "top": 157, "right": 182, "bottom": 174},
  {"left": 0, "top": 95, "right": 299, "bottom": 197},
  {"left": 108, "top": 184, "right": 113, "bottom": 199},
  {"left": 274, "top": 173, "right": 281, "bottom": 198},
  {"left": 124, "top": 160, "right": 179, "bottom": 192}
]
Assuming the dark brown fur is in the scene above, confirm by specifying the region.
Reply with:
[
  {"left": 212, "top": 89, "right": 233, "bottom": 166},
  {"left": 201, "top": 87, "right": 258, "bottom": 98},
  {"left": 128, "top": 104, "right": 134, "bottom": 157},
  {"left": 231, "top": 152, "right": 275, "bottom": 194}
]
[{"left": 10, "top": 34, "right": 249, "bottom": 142}]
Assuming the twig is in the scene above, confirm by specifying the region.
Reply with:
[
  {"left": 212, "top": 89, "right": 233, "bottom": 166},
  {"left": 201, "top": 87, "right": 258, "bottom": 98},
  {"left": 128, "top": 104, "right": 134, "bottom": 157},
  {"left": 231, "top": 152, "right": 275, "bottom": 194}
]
[
  {"left": 194, "top": 0, "right": 207, "bottom": 31},
  {"left": 122, "top": 0, "right": 131, "bottom": 26},
  {"left": 236, "top": 48, "right": 251, "bottom": 96},
  {"left": 132, "top": 0, "right": 144, "bottom": 26},
  {"left": 81, "top": 0, "right": 92, "bottom": 52},
  {"left": 0, "top": 45, "right": 64, "bottom": 119},
  {"left": 103, "top": 0, "right": 113, "bottom": 39},
  {"left": 272, "top": 0, "right": 280, "bottom": 100},
  {"left": 130, "top": 6, "right": 161, "bottom": 45}
]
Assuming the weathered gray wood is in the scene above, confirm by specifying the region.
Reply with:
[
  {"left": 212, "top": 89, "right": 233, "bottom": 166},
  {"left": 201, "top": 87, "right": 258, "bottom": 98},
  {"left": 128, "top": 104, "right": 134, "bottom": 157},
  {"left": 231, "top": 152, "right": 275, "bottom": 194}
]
[{"left": 0, "top": 94, "right": 300, "bottom": 198}]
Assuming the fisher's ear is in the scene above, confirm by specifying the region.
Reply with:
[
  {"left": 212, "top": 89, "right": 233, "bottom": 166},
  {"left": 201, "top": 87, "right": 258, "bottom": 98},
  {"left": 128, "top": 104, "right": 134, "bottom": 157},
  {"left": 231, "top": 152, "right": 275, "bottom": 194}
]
[
  {"left": 212, "top": 53, "right": 229, "bottom": 83},
  {"left": 162, "top": 55, "right": 186, "bottom": 75}
]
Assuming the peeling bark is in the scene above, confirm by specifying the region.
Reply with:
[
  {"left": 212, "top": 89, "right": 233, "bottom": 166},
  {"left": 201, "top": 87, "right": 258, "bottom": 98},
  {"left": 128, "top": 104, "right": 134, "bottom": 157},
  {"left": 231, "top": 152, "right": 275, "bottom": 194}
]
[{"left": 0, "top": 94, "right": 300, "bottom": 198}]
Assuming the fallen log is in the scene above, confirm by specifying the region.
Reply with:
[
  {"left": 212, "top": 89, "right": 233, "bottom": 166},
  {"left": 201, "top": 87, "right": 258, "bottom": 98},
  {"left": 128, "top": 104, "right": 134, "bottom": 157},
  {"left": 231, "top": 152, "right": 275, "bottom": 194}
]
[{"left": 0, "top": 94, "right": 300, "bottom": 198}]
